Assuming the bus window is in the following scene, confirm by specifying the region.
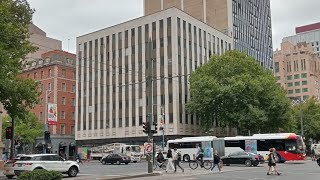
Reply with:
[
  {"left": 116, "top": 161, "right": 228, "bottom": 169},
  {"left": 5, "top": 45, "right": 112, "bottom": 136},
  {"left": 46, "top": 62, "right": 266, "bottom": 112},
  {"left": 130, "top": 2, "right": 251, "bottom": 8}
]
[{"left": 285, "top": 140, "right": 298, "bottom": 152}]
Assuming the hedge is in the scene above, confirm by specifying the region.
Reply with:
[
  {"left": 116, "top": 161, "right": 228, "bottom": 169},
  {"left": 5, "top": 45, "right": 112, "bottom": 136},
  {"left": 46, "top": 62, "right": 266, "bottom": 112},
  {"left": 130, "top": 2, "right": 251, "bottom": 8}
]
[{"left": 17, "top": 169, "right": 63, "bottom": 180}]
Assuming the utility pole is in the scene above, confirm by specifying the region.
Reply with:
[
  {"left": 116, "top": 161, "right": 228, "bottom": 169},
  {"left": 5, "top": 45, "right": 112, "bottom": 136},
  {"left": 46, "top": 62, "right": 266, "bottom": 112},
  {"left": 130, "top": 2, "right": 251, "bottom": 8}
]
[{"left": 146, "top": 38, "right": 153, "bottom": 173}]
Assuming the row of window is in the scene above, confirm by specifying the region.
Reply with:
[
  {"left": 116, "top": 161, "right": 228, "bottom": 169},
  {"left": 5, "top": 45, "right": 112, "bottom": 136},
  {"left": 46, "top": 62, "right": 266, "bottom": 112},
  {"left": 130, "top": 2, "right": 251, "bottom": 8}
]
[
  {"left": 40, "top": 83, "right": 76, "bottom": 93},
  {"left": 39, "top": 111, "right": 75, "bottom": 121},
  {"left": 287, "top": 73, "right": 307, "bottom": 80},
  {"left": 39, "top": 97, "right": 75, "bottom": 106},
  {"left": 27, "top": 69, "right": 76, "bottom": 79},
  {"left": 288, "top": 88, "right": 308, "bottom": 94},
  {"left": 287, "top": 81, "right": 308, "bottom": 87}
]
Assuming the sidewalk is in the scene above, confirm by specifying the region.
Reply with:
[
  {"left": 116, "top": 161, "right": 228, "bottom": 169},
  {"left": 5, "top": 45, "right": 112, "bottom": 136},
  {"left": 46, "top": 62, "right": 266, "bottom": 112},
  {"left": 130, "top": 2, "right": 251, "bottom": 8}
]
[{"left": 70, "top": 172, "right": 161, "bottom": 180}]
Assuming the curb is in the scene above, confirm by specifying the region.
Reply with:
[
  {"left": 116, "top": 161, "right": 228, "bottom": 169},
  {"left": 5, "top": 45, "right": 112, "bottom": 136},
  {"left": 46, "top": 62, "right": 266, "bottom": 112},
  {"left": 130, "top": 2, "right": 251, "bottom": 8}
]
[{"left": 98, "top": 172, "right": 161, "bottom": 180}]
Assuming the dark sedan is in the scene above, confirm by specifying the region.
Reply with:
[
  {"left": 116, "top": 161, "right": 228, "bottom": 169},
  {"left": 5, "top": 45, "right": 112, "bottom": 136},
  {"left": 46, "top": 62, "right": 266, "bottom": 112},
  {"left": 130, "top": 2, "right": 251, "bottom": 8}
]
[
  {"left": 101, "top": 153, "right": 131, "bottom": 165},
  {"left": 221, "top": 151, "right": 264, "bottom": 167}
]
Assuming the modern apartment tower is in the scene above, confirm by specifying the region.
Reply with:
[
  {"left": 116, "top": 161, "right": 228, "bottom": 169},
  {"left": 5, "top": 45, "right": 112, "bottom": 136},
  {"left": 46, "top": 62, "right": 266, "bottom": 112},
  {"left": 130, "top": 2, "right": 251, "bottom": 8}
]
[
  {"left": 144, "top": 0, "right": 273, "bottom": 69},
  {"left": 76, "top": 8, "right": 234, "bottom": 146}
]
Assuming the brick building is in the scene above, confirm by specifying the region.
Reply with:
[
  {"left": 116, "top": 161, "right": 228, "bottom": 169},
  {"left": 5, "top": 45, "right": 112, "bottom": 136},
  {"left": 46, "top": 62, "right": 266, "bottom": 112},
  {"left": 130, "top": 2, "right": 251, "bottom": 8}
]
[{"left": 21, "top": 50, "right": 76, "bottom": 159}]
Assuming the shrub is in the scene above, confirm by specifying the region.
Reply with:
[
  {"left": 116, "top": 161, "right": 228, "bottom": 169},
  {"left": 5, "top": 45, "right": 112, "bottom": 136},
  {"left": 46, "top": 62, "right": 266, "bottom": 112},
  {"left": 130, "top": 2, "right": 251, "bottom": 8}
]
[{"left": 17, "top": 169, "right": 63, "bottom": 180}]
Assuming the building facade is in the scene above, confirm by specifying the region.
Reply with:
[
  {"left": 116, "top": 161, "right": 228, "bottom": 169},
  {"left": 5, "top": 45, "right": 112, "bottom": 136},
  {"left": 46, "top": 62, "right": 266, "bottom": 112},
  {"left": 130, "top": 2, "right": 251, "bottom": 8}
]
[
  {"left": 26, "top": 24, "right": 62, "bottom": 62},
  {"left": 21, "top": 50, "right": 76, "bottom": 158},
  {"left": 144, "top": 0, "right": 273, "bottom": 69},
  {"left": 274, "top": 41, "right": 320, "bottom": 101},
  {"left": 76, "top": 8, "right": 235, "bottom": 147},
  {"left": 283, "top": 22, "right": 320, "bottom": 56}
]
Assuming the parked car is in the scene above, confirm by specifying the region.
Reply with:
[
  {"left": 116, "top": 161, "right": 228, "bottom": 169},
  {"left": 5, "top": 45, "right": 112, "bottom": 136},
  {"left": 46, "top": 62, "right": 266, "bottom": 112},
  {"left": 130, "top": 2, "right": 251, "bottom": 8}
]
[
  {"left": 101, "top": 153, "right": 131, "bottom": 165},
  {"left": 3, "top": 154, "right": 27, "bottom": 179},
  {"left": 221, "top": 151, "right": 264, "bottom": 167},
  {"left": 13, "top": 154, "right": 79, "bottom": 177}
]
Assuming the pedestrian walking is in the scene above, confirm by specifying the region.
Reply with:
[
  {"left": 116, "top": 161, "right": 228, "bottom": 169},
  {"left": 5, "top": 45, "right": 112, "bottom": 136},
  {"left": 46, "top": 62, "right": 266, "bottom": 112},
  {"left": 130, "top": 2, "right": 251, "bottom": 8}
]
[
  {"left": 267, "top": 148, "right": 280, "bottom": 176},
  {"left": 76, "top": 153, "right": 83, "bottom": 165},
  {"left": 311, "top": 147, "right": 316, "bottom": 161},
  {"left": 165, "top": 148, "right": 175, "bottom": 173},
  {"left": 195, "top": 144, "right": 204, "bottom": 168},
  {"left": 156, "top": 150, "right": 165, "bottom": 168},
  {"left": 173, "top": 148, "right": 184, "bottom": 172},
  {"left": 210, "top": 150, "right": 222, "bottom": 172}
]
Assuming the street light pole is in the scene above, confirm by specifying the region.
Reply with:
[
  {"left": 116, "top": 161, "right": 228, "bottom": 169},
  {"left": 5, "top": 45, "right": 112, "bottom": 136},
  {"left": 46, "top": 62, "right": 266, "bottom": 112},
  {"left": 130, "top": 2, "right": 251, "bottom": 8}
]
[
  {"left": 300, "top": 109, "right": 304, "bottom": 138},
  {"left": 44, "top": 89, "right": 52, "bottom": 153}
]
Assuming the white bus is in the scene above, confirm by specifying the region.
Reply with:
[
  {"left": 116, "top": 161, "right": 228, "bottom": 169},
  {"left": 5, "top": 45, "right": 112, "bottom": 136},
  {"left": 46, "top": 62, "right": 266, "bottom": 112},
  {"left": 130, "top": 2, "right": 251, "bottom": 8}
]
[
  {"left": 167, "top": 136, "right": 225, "bottom": 162},
  {"left": 224, "top": 133, "right": 306, "bottom": 162}
]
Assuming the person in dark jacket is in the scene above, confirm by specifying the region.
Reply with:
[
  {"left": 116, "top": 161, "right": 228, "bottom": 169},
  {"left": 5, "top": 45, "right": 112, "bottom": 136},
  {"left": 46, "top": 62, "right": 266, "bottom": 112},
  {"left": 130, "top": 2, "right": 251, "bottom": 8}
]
[
  {"left": 165, "top": 148, "right": 175, "bottom": 173},
  {"left": 210, "top": 150, "right": 222, "bottom": 172}
]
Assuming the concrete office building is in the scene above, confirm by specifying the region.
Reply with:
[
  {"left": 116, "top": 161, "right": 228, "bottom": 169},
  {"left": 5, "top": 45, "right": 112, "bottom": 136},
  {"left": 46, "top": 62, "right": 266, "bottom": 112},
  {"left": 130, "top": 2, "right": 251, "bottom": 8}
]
[
  {"left": 144, "top": 0, "right": 273, "bottom": 69},
  {"left": 274, "top": 41, "right": 320, "bottom": 101},
  {"left": 27, "top": 24, "right": 62, "bottom": 62},
  {"left": 283, "top": 22, "right": 320, "bottom": 56},
  {"left": 21, "top": 50, "right": 76, "bottom": 158},
  {"left": 76, "top": 8, "right": 235, "bottom": 146}
]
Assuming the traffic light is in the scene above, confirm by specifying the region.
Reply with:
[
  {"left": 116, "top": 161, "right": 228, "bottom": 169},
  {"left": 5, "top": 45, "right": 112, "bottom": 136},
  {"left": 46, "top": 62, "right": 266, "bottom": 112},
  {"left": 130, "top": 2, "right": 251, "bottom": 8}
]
[
  {"left": 142, "top": 122, "right": 149, "bottom": 134},
  {"left": 152, "top": 121, "right": 158, "bottom": 134},
  {"left": 5, "top": 127, "right": 12, "bottom": 139},
  {"left": 44, "top": 131, "right": 51, "bottom": 141}
]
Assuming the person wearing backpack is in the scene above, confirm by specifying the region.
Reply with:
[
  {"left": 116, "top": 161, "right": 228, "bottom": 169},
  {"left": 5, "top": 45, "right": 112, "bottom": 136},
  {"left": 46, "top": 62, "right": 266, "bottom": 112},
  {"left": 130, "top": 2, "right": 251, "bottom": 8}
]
[
  {"left": 173, "top": 148, "right": 184, "bottom": 172},
  {"left": 210, "top": 150, "right": 222, "bottom": 172}
]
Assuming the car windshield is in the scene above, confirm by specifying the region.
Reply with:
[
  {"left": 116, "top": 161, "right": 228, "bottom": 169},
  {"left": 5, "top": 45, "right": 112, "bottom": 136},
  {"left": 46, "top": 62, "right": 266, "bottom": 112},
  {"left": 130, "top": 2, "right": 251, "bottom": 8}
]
[
  {"left": 17, "top": 156, "right": 32, "bottom": 161},
  {"left": 131, "top": 146, "right": 141, "bottom": 153}
]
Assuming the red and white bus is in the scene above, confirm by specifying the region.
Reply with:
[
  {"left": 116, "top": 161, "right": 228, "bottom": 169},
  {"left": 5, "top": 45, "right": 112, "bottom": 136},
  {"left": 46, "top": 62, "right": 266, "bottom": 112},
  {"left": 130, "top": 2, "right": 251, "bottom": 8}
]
[{"left": 224, "top": 133, "right": 306, "bottom": 162}]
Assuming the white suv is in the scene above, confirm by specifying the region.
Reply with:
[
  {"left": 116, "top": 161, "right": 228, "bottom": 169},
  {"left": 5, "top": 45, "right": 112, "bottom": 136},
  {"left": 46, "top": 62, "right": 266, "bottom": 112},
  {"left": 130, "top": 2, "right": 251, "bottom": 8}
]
[{"left": 13, "top": 154, "right": 80, "bottom": 177}]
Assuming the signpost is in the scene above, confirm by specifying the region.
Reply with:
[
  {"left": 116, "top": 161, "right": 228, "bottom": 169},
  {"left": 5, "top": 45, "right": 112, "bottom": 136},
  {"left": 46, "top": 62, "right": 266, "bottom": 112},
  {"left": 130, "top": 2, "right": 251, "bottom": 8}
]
[{"left": 144, "top": 143, "right": 153, "bottom": 154}]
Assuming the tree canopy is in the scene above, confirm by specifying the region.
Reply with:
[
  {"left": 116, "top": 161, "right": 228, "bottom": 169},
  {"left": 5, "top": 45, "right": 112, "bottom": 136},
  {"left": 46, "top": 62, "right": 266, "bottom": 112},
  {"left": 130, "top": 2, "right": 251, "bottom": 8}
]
[
  {"left": 292, "top": 98, "right": 320, "bottom": 141},
  {"left": 2, "top": 112, "right": 43, "bottom": 144},
  {"left": 0, "top": 0, "right": 38, "bottom": 119},
  {"left": 186, "top": 51, "right": 292, "bottom": 134}
]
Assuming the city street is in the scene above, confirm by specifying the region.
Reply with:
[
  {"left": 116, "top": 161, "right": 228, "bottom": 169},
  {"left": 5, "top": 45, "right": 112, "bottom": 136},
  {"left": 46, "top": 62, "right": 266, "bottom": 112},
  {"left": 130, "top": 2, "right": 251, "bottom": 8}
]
[{"left": 65, "top": 160, "right": 320, "bottom": 179}]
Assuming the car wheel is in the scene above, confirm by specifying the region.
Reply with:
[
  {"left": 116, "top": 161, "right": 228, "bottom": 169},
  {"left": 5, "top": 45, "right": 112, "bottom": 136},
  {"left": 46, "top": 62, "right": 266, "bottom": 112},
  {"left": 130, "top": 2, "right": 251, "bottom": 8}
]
[
  {"left": 125, "top": 162, "right": 128, "bottom": 165},
  {"left": 245, "top": 160, "right": 252, "bottom": 167},
  {"left": 253, "top": 162, "right": 259, "bottom": 166},
  {"left": 117, "top": 160, "right": 121, "bottom": 165},
  {"left": 183, "top": 154, "right": 190, "bottom": 162},
  {"left": 133, "top": 161, "right": 137, "bottom": 163},
  {"left": 317, "top": 158, "right": 320, "bottom": 166},
  {"left": 6, "top": 175, "right": 14, "bottom": 179},
  {"left": 111, "top": 162, "right": 114, "bottom": 165},
  {"left": 102, "top": 160, "right": 107, "bottom": 165},
  {"left": 68, "top": 166, "right": 79, "bottom": 177}
]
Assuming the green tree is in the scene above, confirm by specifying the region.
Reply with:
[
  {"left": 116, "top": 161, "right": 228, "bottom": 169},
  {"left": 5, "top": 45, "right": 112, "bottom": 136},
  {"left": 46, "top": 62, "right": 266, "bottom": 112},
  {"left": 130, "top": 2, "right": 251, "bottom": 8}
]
[
  {"left": 186, "top": 51, "right": 292, "bottom": 134},
  {"left": 292, "top": 98, "right": 320, "bottom": 141},
  {"left": 2, "top": 112, "right": 43, "bottom": 144},
  {"left": 0, "top": 0, "right": 39, "bottom": 158}
]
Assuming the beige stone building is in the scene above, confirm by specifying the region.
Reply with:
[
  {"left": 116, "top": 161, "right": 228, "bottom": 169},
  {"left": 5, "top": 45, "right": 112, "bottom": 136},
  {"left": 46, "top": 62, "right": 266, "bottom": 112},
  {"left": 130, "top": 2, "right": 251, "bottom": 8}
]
[
  {"left": 274, "top": 41, "right": 320, "bottom": 101},
  {"left": 26, "top": 24, "right": 62, "bottom": 62}
]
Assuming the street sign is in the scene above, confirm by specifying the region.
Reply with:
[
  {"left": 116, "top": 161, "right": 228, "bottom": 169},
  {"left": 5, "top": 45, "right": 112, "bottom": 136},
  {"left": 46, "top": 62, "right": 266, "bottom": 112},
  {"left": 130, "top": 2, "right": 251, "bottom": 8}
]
[{"left": 144, "top": 143, "right": 153, "bottom": 154}]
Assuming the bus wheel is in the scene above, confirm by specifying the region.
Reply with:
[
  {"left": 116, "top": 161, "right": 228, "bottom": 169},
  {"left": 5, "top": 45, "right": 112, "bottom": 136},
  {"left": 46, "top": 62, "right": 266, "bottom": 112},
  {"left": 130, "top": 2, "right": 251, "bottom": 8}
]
[{"left": 183, "top": 155, "right": 190, "bottom": 162}]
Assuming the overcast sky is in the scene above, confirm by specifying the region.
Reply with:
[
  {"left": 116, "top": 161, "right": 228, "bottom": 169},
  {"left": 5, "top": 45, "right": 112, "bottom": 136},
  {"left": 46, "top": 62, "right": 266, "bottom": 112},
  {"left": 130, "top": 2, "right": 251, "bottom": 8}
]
[{"left": 28, "top": 0, "right": 320, "bottom": 54}]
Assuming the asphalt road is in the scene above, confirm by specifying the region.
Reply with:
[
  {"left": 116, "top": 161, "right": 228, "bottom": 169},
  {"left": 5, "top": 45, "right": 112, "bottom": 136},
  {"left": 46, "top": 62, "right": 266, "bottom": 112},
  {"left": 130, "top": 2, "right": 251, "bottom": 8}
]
[
  {"left": 2, "top": 160, "right": 319, "bottom": 179},
  {"left": 135, "top": 160, "right": 320, "bottom": 180}
]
